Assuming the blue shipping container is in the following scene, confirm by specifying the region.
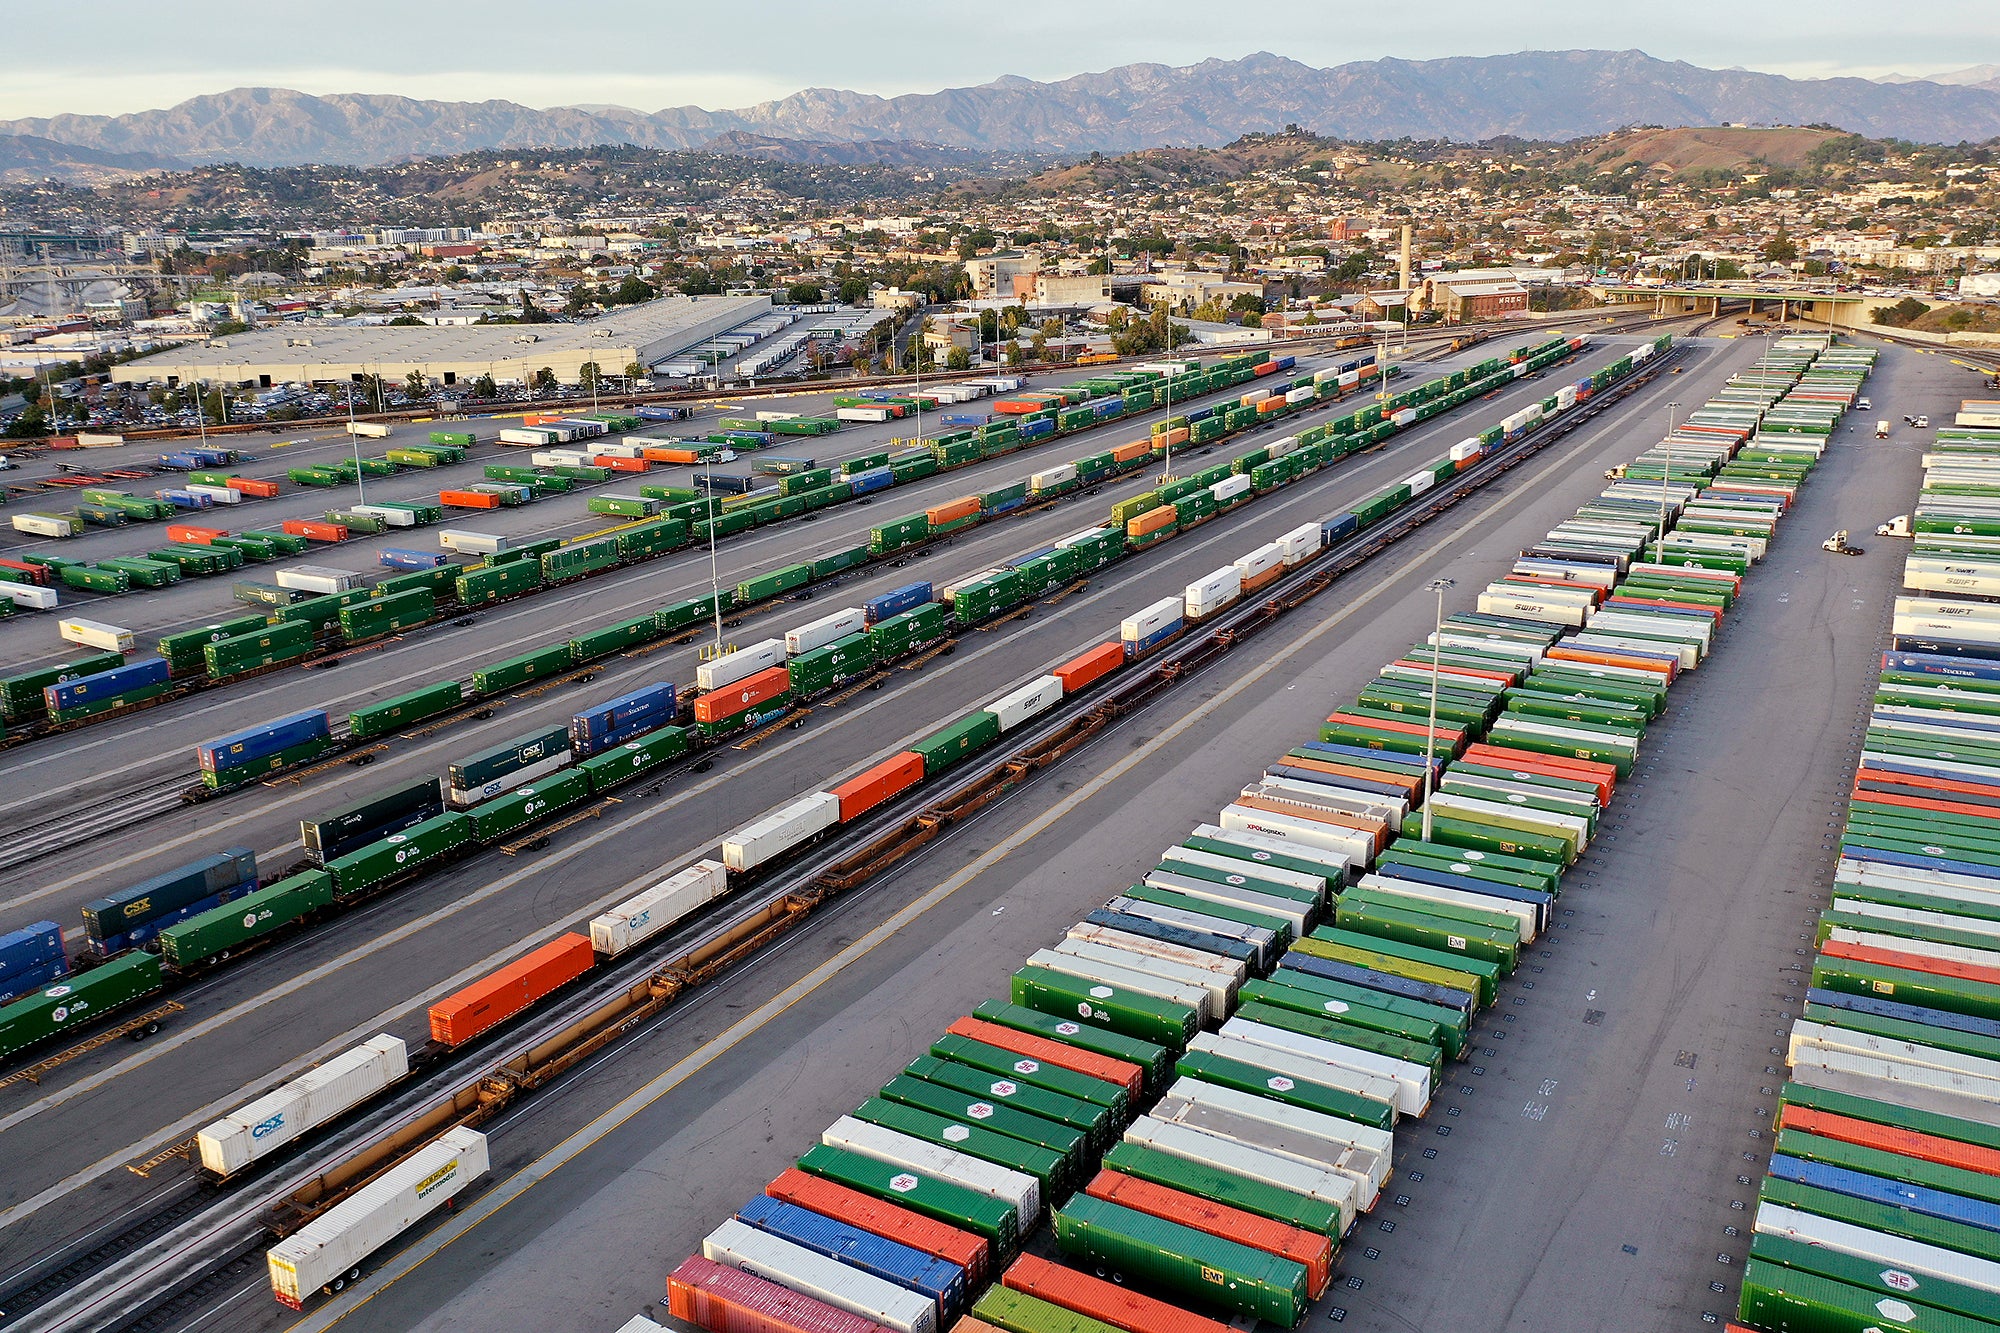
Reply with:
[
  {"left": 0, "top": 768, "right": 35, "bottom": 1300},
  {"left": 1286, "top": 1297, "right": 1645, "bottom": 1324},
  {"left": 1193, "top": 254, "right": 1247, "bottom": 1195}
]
[
  {"left": 197, "top": 710, "right": 333, "bottom": 774},
  {"left": 1767, "top": 1155, "right": 2000, "bottom": 1232},
  {"left": 1321, "top": 513, "right": 1360, "bottom": 545},
  {"left": 1804, "top": 986, "right": 2000, "bottom": 1040},
  {"left": 82, "top": 846, "right": 258, "bottom": 955},
  {"left": 158, "top": 490, "right": 213, "bottom": 509},
  {"left": 158, "top": 453, "right": 204, "bottom": 469},
  {"left": 864, "top": 582, "right": 933, "bottom": 625},
  {"left": 1882, "top": 650, "right": 2000, "bottom": 684},
  {"left": 46, "top": 657, "right": 173, "bottom": 712},
  {"left": 942, "top": 414, "right": 989, "bottom": 427},
  {"left": 380, "top": 549, "right": 449, "bottom": 570},
  {"left": 0, "top": 921, "right": 67, "bottom": 1003},
  {"left": 849, "top": 468, "right": 894, "bottom": 496},
  {"left": 188, "top": 448, "right": 234, "bottom": 466},
  {"left": 1276, "top": 954, "right": 1474, "bottom": 1017},
  {"left": 636, "top": 405, "right": 688, "bottom": 421},
  {"left": 1123, "top": 621, "right": 1183, "bottom": 660},
  {"left": 1275, "top": 356, "right": 1297, "bottom": 371},
  {"left": 571, "top": 683, "right": 678, "bottom": 756},
  {"left": 736, "top": 1195, "right": 966, "bottom": 1315},
  {"left": 1018, "top": 419, "right": 1054, "bottom": 441}
]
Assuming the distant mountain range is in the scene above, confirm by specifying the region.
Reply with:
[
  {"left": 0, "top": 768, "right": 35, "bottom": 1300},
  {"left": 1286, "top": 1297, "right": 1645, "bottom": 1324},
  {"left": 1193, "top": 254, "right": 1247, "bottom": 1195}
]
[
  {"left": 5, "top": 50, "right": 2000, "bottom": 172},
  {"left": 0, "top": 132, "right": 181, "bottom": 181}
]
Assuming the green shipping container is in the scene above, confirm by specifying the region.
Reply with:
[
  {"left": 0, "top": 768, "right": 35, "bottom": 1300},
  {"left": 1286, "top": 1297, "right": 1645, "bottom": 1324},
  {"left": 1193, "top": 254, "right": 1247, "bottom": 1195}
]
[
  {"left": 158, "top": 871, "right": 335, "bottom": 967},
  {"left": 910, "top": 711, "right": 1001, "bottom": 777},
  {"left": 1750, "top": 1232, "right": 2000, "bottom": 1325},
  {"left": 201, "top": 736, "right": 338, "bottom": 790},
  {"left": 869, "top": 603, "right": 948, "bottom": 660},
  {"left": 1738, "top": 1257, "right": 1991, "bottom": 1333},
  {"left": 1010, "top": 963, "right": 1198, "bottom": 1050},
  {"left": 1099, "top": 1140, "right": 1344, "bottom": 1238},
  {"left": 870, "top": 514, "right": 932, "bottom": 555},
  {"left": 465, "top": 769, "right": 591, "bottom": 843},
  {"left": 810, "top": 545, "right": 870, "bottom": 580},
  {"left": 1173, "top": 1048, "right": 1394, "bottom": 1132},
  {"left": 798, "top": 1143, "right": 1018, "bottom": 1256},
  {"left": 616, "top": 519, "right": 686, "bottom": 561},
  {"left": 735, "top": 562, "right": 812, "bottom": 604},
  {"left": 854, "top": 1096, "right": 1070, "bottom": 1198},
  {"left": 974, "top": 1286, "right": 1122, "bottom": 1333},
  {"left": 204, "top": 620, "right": 314, "bottom": 676},
  {"left": 321, "top": 810, "right": 474, "bottom": 898},
  {"left": 655, "top": 591, "right": 734, "bottom": 633},
  {"left": 456, "top": 561, "right": 544, "bottom": 606},
  {"left": 969, "top": 1000, "right": 1173, "bottom": 1093},
  {"left": 339, "top": 588, "right": 434, "bottom": 642},
  {"left": 929, "top": 1033, "right": 1128, "bottom": 1121},
  {"left": 160, "top": 616, "right": 268, "bottom": 674},
  {"left": 471, "top": 643, "right": 574, "bottom": 695},
  {"left": 578, "top": 726, "right": 691, "bottom": 793},
  {"left": 0, "top": 952, "right": 163, "bottom": 1061},
  {"left": 568, "top": 615, "right": 662, "bottom": 663},
  {"left": 877, "top": 1074, "right": 1089, "bottom": 1176},
  {"left": 1052, "top": 1195, "right": 1309, "bottom": 1326},
  {"left": 350, "top": 679, "right": 464, "bottom": 737},
  {"left": 903, "top": 1054, "right": 1111, "bottom": 1153}
]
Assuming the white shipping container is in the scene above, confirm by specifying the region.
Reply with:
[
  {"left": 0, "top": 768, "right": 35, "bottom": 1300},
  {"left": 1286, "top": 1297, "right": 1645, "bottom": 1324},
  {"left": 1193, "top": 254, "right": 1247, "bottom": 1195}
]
[
  {"left": 1787, "top": 1043, "right": 2000, "bottom": 1123},
  {"left": 1190, "top": 1032, "right": 1400, "bottom": 1120},
  {"left": 59, "top": 618, "right": 135, "bottom": 653},
  {"left": 1266, "top": 435, "right": 1299, "bottom": 458},
  {"left": 437, "top": 529, "right": 507, "bottom": 555},
  {"left": 1052, "top": 938, "right": 1236, "bottom": 1015},
  {"left": 1210, "top": 474, "right": 1253, "bottom": 503},
  {"left": 497, "top": 427, "right": 556, "bottom": 446},
  {"left": 1235, "top": 543, "right": 1285, "bottom": 587},
  {"left": 1186, "top": 566, "right": 1242, "bottom": 620},
  {"left": 838, "top": 407, "right": 894, "bottom": 423},
  {"left": 984, "top": 675, "right": 1063, "bottom": 733},
  {"left": 1160, "top": 845, "right": 1328, "bottom": 899},
  {"left": 1449, "top": 439, "right": 1481, "bottom": 462},
  {"left": 344, "top": 421, "right": 391, "bottom": 439},
  {"left": 819, "top": 1116, "right": 1039, "bottom": 1225},
  {"left": 786, "top": 608, "right": 865, "bottom": 656},
  {"left": 1897, "top": 595, "right": 2000, "bottom": 628},
  {"left": 754, "top": 411, "right": 801, "bottom": 423},
  {"left": 722, "top": 792, "right": 840, "bottom": 873},
  {"left": 1556, "top": 385, "right": 1579, "bottom": 410},
  {"left": 1425, "top": 792, "right": 1587, "bottom": 849},
  {"left": 1278, "top": 522, "right": 1323, "bottom": 563},
  {"left": 1241, "top": 389, "right": 1271, "bottom": 407},
  {"left": 530, "top": 450, "right": 590, "bottom": 467},
  {"left": 450, "top": 750, "right": 569, "bottom": 808},
  {"left": 267, "top": 1127, "right": 488, "bottom": 1310},
  {"left": 1391, "top": 408, "right": 1418, "bottom": 427},
  {"left": 13, "top": 513, "right": 76, "bottom": 538},
  {"left": 275, "top": 566, "right": 364, "bottom": 595},
  {"left": 590, "top": 859, "right": 730, "bottom": 955},
  {"left": 200, "top": 1036, "right": 409, "bottom": 1177},
  {"left": 1030, "top": 464, "right": 1078, "bottom": 491},
  {"left": 1121, "top": 597, "right": 1182, "bottom": 644},
  {"left": 702, "top": 1219, "right": 938, "bottom": 1333},
  {"left": 1024, "top": 948, "right": 1214, "bottom": 1026},
  {"left": 186, "top": 483, "right": 243, "bottom": 505},
  {"left": 1754, "top": 1201, "right": 2000, "bottom": 1297},
  {"left": 348, "top": 504, "right": 417, "bottom": 528},
  {"left": 1359, "top": 871, "right": 1539, "bottom": 941},
  {"left": 1337, "top": 370, "right": 1360, "bottom": 387},
  {"left": 1160, "top": 1078, "right": 1392, "bottom": 1199},
  {"left": 1248, "top": 776, "right": 1404, "bottom": 830},
  {"left": 0, "top": 583, "right": 59, "bottom": 610},
  {"left": 1141, "top": 868, "right": 1312, "bottom": 934},
  {"left": 1220, "top": 1016, "right": 1431, "bottom": 1116},
  {"left": 1283, "top": 386, "right": 1313, "bottom": 405},
  {"left": 1792, "top": 1019, "right": 2000, "bottom": 1084},
  {"left": 1476, "top": 592, "right": 1587, "bottom": 627},
  {"left": 1404, "top": 470, "right": 1435, "bottom": 495},
  {"left": 1121, "top": 1116, "right": 1358, "bottom": 1234},
  {"left": 696, "top": 639, "right": 787, "bottom": 692},
  {"left": 1217, "top": 804, "right": 1373, "bottom": 867},
  {"left": 592, "top": 441, "right": 646, "bottom": 459},
  {"left": 1064, "top": 924, "right": 1249, "bottom": 988}
]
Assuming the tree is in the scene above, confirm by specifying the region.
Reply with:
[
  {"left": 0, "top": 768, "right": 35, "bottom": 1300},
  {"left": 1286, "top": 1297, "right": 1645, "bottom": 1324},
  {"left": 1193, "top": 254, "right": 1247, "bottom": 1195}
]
[
  {"left": 1004, "top": 342, "right": 1025, "bottom": 367},
  {"left": 624, "top": 361, "right": 648, "bottom": 381},
  {"left": 787, "top": 282, "right": 824, "bottom": 304},
  {"left": 945, "top": 347, "right": 971, "bottom": 371},
  {"left": 837, "top": 278, "right": 869, "bottom": 305},
  {"left": 611, "top": 275, "right": 657, "bottom": 305},
  {"left": 1763, "top": 227, "right": 1799, "bottom": 265},
  {"left": 578, "top": 362, "right": 602, "bottom": 391},
  {"left": 388, "top": 314, "right": 425, "bottom": 327},
  {"left": 4, "top": 403, "right": 49, "bottom": 438},
  {"left": 403, "top": 370, "right": 428, "bottom": 400},
  {"left": 442, "top": 265, "right": 469, "bottom": 282},
  {"left": 1872, "top": 296, "right": 1931, "bottom": 327},
  {"left": 471, "top": 374, "right": 498, "bottom": 399},
  {"left": 534, "top": 367, "right": 558, "bottom": 394}
]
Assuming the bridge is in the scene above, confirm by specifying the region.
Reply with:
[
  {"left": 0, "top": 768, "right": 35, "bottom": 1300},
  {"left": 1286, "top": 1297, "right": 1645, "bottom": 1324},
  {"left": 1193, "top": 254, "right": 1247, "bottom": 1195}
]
[{"left": 1592, "top": 283, "right": 1871, "bottom": 326}]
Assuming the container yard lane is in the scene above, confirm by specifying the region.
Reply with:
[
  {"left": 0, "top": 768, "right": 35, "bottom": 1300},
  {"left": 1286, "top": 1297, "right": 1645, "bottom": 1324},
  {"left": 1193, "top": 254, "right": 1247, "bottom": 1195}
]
[
  {"left": 0, "top": 336, "right": 1652, "bottom": 1285},
  {"left": 159, "top": 330, "right": 1911, "bottom": 1333}
]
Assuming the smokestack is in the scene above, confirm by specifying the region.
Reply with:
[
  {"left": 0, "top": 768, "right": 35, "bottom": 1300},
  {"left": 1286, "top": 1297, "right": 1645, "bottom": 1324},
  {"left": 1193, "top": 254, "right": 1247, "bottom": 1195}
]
[{"left": 1398, "top": 224, "right": 1412, "bottom": 293}]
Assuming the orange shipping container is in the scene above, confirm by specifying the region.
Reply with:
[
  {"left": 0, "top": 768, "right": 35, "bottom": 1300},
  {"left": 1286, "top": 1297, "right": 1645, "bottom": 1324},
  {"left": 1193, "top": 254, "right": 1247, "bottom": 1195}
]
[
  {"left": 926, "top": 497, "right": 981, "bottom": 526},
  {"left": 766, "top": 1167, "right": 990, "bottom": 1284},
  {"left": 1079, "top": 1171, "right": 1333, "bottom": 1297},
  {"left": 945, "top": 1016, "right": 1143, "bottom": 1097},
  {"left": 1256, "top": 397, "right": 1285, "bottom": 414},
  {"left": 1110, "top": 441, "right": 1153, "bottom": 464},
  {"left": 1002, "top": 1252, "right": 1237, "bottom": 1333},
  {"left": 1463, "top": 743, "right": 1616, "bottom": 802},
  {"left": 1053, "top": 642, "right": 1124, "bottom": 693},
  {"left": 1279, "top": 753, "right": 1426, "bottom": 801},
  {"left": 1855, "top": 766, "right": 2000, "bottom": 802},
  {"left": 1852, "top": 788, "right": 1996, "bottom": 822},
  {"left": 1390, "top": 656, "right": 1517, "bottom": 685},
  {"left": 1543, "top": 644, "right": 1677, "bottom": 681},
  {"left": 694, "top": 666, "right": 790, "bottom": 723},
  {"left": 1325, "top": 710, "right": 1464, "bottom": 744},
  {"left": 1126, "top": 506, "right": 1177, "bottom": 538},
  {"left": 592, "top": 455, "right": 650, "bottom": 472},
  {"left": 440, "top": 489, "right": 502, "bottom": 510},
  {"left": 1779, "top": 1104, "right": 2000, "bottom": 1178},
  {"left": 281, "top": 518, "right": 348, "bottom": 541},
  {"left": 166, "top": 523, "right": 226, "bottom": 544},
  {"left": 643, "top": 447, "right": 705, "bottom": 464},
  {"left": 1820, "top": 938, "right": 2000, "bottom": 989},
  {"left": 831, "top": 751, "right": 925, "bottom": 821},
  {"left": 429, "top": 932, "right": 594, "bottom": 1045}
]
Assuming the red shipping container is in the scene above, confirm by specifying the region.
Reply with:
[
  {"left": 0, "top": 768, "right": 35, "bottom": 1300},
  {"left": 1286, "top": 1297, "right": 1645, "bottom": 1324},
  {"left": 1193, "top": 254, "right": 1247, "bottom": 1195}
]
[
  {"left": 1053, "top": 643, "right": 1123, "bottom": 693},
  {"left": 1820, "top": 938, "right": 2000, "bottom": 988},
  {"left": 1278, "top": 753, "right": 1426, "bottom": 801},
  {"left": 0, "top": 558, "right": 51, "bottom": 586},
  {"left": 831, "top": 752, "right": 925, "bottom": 822},
  {"left": 166, "top": 523, "right": 226, "bottom": 545},
  {"left": 766, "top": 1167, "right": 989, "bottom": 1284},
  {"left": 944, "top": 1016, "right": 1143, "bottom": 1097},
  {"left": 668, "top": 1255, "right": 894, "bottom": 1333},
  {"left": 1462, "top": 744, "right": 1615, "bottom": 803},
  {"left": 1002, "top": 1252, "right": 1237, "bottom": 1333},
  {"left": 439, "top": 489, "right": 502, "bottom": 510},
  {"left": 925, "top": 497, "right": 980, "bottom": 526},
  {"left": 644, "top": 447, "right": 706, "bottom": 464},
  {"left": 429, "top": 932, "right": 594, "bottom": 1045},
  {"left": 1389, "top": 656, "right": 1517, "bottom": 685},
  {"left": 1324, "top": 710, "right": 1463, "bottom": 743},
  {"left": 1856, "top": 766, "right": 2000, "bottom": 802},
  {"left": 280, "top": 519, "right": 349, "bottom": 542},
  {"left": 1780, "top": 1104, "right": 2000, "bottom": 1178},
  {"left": 591, "top": 455, "right": 650, "bottom": 472},
  {"left": 694, "top": 666, "right": 790, "bottom": 724},
  {"left": 1853, "top": 788, "right": 1996, "bottom": 822},
  {"left": 1076, "top": 1173, "right": 1332, "bottom": 1298},
  {"left": 1603, "top": 594, "right": 1721, "bottom": 622},
  {"left": 227, "top": 477, "right": 280, "bottom": 498}
]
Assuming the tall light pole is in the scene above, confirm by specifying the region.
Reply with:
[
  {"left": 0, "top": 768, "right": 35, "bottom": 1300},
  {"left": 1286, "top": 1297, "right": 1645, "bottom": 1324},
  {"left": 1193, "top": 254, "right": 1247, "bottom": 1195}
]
[
  {"left": 703, "top": 454, "right": 724, "bottom": 651},
  {"left": 1655, "top": 401, "right": 1679, "bottom": 561},
  {"left": 1420, "top": 576, "right": 1455, "bottom": 842},
  {"left": 345, "top": 378, "right": 367, "bottom": 504}
]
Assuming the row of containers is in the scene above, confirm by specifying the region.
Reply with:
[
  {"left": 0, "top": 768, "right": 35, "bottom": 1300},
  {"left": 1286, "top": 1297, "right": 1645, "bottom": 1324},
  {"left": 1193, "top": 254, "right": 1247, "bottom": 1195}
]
[
  {"left": 612, "top": 345, "right": 1832, "bottom": 1333},
  {"left": 0, "top": 338, "right": 1666, "bottom": 1316},
  {"left": 0, "top": 335, "right": 1663, "bottom": 1067},
  {"left": 0, "top": 331, "right": 1580, "bottom": 738},
  {"left": 0, "top": 343, "right": 1434, "bottom": 727},
  {"left": 1726, "top": 384, "right": 2000, "bottom": 1333}
]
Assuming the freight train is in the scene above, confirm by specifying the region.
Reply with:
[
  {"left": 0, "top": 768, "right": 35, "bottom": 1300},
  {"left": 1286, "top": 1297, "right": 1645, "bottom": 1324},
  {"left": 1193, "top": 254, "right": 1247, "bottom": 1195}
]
[{"left": 0, "top": 345, "right": 1468, "bottom": 739}]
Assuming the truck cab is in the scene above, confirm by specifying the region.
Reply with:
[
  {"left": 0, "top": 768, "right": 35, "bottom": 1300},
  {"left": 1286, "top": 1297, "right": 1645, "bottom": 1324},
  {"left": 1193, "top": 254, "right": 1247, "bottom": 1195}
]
[
  {"left": 1876, "top": 515, "right": 1913, "bottom": 538},
  {"left": 1875, "top": 420, "right": 1890, "bottom": 438}
]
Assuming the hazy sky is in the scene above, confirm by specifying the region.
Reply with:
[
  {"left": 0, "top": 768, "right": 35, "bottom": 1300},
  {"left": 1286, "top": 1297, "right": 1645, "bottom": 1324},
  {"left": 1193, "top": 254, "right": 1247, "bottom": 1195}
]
[{"left": 6, "top": 0, "right": 1997, "bottom": 121}]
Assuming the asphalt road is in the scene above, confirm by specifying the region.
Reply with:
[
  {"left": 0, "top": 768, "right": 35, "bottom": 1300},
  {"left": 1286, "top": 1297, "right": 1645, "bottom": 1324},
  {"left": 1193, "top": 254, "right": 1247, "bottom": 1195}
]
[
  {"left": 0, "top": 331, "right": 1652, "bottom": 1280},
  {"left": 121, "top": 328, "right": 1853, "bottom": 1333}
]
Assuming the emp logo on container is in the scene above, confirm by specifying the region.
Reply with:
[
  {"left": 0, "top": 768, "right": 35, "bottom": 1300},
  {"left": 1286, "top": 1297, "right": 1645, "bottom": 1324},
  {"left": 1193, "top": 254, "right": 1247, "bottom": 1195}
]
[
  {"left": 1201, "top": 1266, "right": 1226, "bottom": 1286},
  {"left": 989, "top": 1080, "right": 1018, "bottom": 1097},
  {"left": 1012, "top": 1059, "right": 1040, "bottom": 1075},
  {"left": 966, "top": 1102, "right": 995, "bottom": 1120},
  {"left": 1880, "top": 1270, "right": 1920, "bottom": 1294},
  {"left": 889, "top": 1173, "right": 920, "bottom": 1193},
  {"left": 1055, "top": 1022, "right": 1081, "bottom": 1036},
  {"left": 1267, "top": 1076, "right": 1295, "bottom": 1092}
]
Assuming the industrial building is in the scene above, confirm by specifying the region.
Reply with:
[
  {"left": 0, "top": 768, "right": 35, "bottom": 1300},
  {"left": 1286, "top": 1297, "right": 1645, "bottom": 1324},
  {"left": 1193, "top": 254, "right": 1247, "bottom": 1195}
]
[{"left": 109, "top": 293, "right": 771, "bottom": 390}]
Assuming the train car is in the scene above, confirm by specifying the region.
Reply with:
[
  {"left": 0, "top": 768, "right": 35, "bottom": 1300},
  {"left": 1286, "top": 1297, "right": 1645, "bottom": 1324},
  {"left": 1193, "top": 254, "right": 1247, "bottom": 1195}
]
[{"left": 82, "top": 848, "right": 259, "bottom": 957}]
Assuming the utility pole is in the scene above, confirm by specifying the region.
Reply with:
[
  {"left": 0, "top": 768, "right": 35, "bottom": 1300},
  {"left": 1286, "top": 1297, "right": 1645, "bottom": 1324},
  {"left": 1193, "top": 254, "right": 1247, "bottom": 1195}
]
[
  {"left": 1655, "top": 401, "right": 1679, "bottom": 562},
  {"left": 1419, "top": 576, "right": 1455, "bottom": 842}
]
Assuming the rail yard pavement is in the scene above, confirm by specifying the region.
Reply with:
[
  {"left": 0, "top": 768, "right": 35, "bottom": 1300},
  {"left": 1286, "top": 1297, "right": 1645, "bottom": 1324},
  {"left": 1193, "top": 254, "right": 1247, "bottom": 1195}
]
[
  {"left": 273, "top": 338, "right": 1741, "bottom": 1333},
  {"left": 1328, "top": 340, "right": 1940, "bottom": 1333}
]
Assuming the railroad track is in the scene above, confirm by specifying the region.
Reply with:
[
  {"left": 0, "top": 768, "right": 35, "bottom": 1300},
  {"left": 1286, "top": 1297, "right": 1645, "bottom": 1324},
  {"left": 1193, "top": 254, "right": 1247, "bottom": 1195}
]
[
  {"left": 0, "top": 340, "right": 1686, "bottom": 1333},
  {"left": 0, "top": 774, "right": 196, "bottom": 876}
]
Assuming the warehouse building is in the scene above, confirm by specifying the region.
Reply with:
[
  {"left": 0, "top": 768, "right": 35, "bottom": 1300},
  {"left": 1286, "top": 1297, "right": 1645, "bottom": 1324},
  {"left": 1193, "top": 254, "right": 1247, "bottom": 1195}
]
[{"left": 110, "top": 293, "right": 771, "bottom": 390}]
